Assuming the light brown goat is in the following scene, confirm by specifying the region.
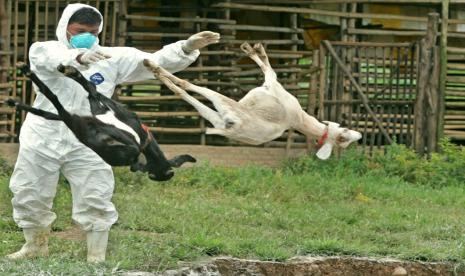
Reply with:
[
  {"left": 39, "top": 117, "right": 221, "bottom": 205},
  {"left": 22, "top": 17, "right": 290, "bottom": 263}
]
[{"left": 144, "top": 42, "right": 362, "bottom": 159}]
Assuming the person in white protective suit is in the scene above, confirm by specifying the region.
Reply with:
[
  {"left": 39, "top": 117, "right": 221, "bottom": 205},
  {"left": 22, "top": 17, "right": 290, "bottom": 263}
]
[{"left": 6, "top": 3, "right": 220, "bottom": 263}]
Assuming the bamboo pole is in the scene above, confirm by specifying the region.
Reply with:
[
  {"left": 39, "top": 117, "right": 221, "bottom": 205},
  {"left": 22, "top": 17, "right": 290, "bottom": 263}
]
[
  {"left": 228, "top": 0, "right": 444, "bottom": 3},
  {"left": 286, "top": 13, "right": 299, "bottom": 155},
  {"left": 331, "top": 41, "right": 411, "bottom": 47},
  {"left": 348, "top": 3, "right": 357, "bottom": 42},
  {"left": 317, "top": 43, "right": 326, "bottom": 120},
  {"left": 439, "top": 0, "right": 449, "bottom": 141},
  {"left": 195, "top": 20, "right": 206, "bottom": 146},
  {"left": 150, "top": 127, "right": 203, "bottom": 134},
  {"left": 222, "top": 39, "right": 305, "bottom": 45},
  {"left": 347, "top": 28, "right": 426, "bottom": 37},
  {"left": 123, "top": 14, "right": 236, "bottom": 24},
  {"left": 307, "top": 50, "right": 319, "bottom": 153},
  {"left": 0, "top": 0, "right": 8, "bottom": 142},
  {"left": 0, "top": 0, "right": 8, "bottom": 83},
  {"left": 215, "top": 2, "right": 434, "bottom": 22},
  {"left": 322, "top": 40, "right": 393, "bottom": 144},
  {"left": 117, "top": 0, "right": 127, "bottom": 46},
  {"left": 135, "top": 111, "right": 199, "bottom": 117},
  {"left": 219, "top": 24, "right": 304, "bottom": 33}
]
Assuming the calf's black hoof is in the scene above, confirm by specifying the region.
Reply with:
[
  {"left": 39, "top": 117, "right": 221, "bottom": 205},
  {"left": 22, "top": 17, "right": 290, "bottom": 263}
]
[
  {"left": 5, "top": 98, "right": 18, "bottom": 107},
  {"left": 57, "top": 64, "right": 78, "bottom": 76},
  {"left": 16, "top": 62, "right": 30, "bottom": 76}
]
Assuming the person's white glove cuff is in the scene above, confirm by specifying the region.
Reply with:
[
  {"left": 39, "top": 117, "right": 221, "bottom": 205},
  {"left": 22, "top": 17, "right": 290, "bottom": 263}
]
[
  {"left": 181, "top": 40, "right": 194, "bottom": 54},
  {"left": 77, "top": 49, "right": 112, "bottom": 65}
]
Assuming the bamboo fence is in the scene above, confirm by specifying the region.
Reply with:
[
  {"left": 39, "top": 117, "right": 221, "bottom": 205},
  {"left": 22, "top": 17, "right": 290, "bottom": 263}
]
[{"left": 0, "top": 0, "right": 463, "bottom": 154}]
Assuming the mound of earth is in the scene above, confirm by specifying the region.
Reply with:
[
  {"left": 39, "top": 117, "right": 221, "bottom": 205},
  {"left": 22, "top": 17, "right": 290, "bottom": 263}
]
[{"left": 122, "top": 256, "right": 459, "bottom": 276}]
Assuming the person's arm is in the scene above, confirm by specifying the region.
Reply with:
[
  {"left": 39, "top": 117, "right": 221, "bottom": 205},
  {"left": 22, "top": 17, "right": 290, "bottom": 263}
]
[
  {"left": 115, "top": 31, "right": 220, "bottom": 84},
  {"left": 29, "top": 42, "right": 111, "bottom": 78},
  {"left": 29, "top": 42, "right": 85, "bottom": 78},
  {"left": 151, "top": 40, "right": 201, "bottom": 73},
  {"left": 113, "top": 40, "right": 200, "bottom": 84}
]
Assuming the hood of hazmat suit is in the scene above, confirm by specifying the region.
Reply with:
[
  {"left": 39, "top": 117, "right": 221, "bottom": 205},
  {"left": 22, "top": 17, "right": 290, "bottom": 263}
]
[{"left": 56, "top": 3, "right": 104, "bottom": 49}]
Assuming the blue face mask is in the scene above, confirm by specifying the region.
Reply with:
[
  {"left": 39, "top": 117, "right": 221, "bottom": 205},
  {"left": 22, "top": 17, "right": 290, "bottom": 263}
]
[{"left": 68, "top": 32, "right": 98, "bottom": 49}]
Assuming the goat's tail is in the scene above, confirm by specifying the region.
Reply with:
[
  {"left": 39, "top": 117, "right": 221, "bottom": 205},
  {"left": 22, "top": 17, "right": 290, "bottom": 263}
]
[{"left": 168, "top": 154, "right": 196, "bottom": 168}]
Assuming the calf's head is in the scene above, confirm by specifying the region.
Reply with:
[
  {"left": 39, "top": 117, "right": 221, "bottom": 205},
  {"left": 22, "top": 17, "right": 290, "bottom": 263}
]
[{"left": 141, "top": 140, "right": 196, "bottom": 181}]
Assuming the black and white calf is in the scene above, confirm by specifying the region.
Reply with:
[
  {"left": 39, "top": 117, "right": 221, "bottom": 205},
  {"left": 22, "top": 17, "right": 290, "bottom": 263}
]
[{"left": 8, "top": 62, "right": 195, "bottom": 181}]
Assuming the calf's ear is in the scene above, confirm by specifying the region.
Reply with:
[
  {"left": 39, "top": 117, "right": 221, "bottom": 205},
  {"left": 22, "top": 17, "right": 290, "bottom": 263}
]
[
  {"left": 316, "top": 142, "right": 333, "bottom": 160},
  {"left": 169, "top": 154, "right": 196, "bottom": 168}
]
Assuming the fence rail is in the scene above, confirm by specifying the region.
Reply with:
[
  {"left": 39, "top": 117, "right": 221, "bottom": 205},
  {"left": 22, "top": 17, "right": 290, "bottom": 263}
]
[{"left": 1, "top": 0, "right": 464, "bottom": 155}]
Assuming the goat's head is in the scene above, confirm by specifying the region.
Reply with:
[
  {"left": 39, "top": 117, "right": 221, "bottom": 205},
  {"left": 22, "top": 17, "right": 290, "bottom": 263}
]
[{"left": 316, "top": 121, "right": 362, "bottom": 160}]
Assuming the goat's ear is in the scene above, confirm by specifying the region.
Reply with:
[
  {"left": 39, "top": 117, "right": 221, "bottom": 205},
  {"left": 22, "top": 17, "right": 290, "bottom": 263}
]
[
  {"left": 316, "top": 142, "right": 333, "bottom": 160},
  {"left": 322, "top": 121, "right": 340, "bottom": 128}
]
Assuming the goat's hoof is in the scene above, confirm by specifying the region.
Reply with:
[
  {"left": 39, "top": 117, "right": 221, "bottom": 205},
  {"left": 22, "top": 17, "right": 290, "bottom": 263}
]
[
  {"left": 5, "top": 98, "right": 18, "bottom": 107},
  {"left": 57, "top": 64, "right": 65, "bottom": 73},
  {"left": 16, "top": 62, "right": 30, "bottom": 75},
  {"left": 176, "top": 79, "right": 190, "bottom": 90},
  {"left": 240, "top": 42, "right": 254, "bottom": 55},
  {"left": 143, "top": 59, "right": 160, "bottom": 73},
  {"left": 253, "top": 43, "right": 266, "bottom": 57},
  {"left": 142, "top": 59, "right": 152, "bottom": 68},
  {"left": 58, "top": 65, "right": 77, "bottom": 76},
  {"left": 16, "top": 61, "right": 26, "bottom": 68}
]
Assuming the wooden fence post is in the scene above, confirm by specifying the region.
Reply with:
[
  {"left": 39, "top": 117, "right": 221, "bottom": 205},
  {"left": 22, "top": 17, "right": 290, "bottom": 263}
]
[{"left": 414, "top": 13, "right": 440, "bottom": 156}]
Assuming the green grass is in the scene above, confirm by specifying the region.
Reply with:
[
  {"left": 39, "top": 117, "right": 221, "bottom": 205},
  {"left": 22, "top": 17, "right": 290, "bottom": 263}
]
[{"left": 1, "top": 142, "right": 465, "bottom": 274}]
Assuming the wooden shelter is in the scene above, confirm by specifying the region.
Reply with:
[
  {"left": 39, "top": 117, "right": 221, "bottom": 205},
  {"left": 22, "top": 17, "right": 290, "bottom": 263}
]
[{"left": 0, "top": 0, "right": 463, "bottom": 156}]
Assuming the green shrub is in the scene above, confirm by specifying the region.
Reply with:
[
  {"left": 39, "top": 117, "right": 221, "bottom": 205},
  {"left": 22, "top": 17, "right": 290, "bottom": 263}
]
[
  {"left": 373, "top": 138, "right": 465, "bottom": 187},
  {"left": 282, "top": 139, "right": 465, "bottom": 188},
  {"left": 282, "top": 146, "right": 370, "bottom": 178}
]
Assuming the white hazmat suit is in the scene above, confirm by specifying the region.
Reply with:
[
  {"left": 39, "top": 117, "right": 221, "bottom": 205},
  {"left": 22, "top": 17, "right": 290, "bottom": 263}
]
[{"left": 7, "top": 3, "right": 200, "bottom": 262}]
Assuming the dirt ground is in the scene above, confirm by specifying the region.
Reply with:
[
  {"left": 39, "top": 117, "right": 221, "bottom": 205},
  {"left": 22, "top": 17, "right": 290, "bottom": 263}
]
[
  {"left": 52, "top": 227, "right": 462, "bottom": 276},
  {"left": 0, "top": 143, "right": 307, "bottom": 168}
]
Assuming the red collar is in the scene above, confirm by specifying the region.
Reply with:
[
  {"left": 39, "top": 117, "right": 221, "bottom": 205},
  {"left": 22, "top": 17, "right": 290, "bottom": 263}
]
[
  {"left": 140, "top": 124, "right": 153, "bottom": 150},
  {"left": 316, "top": 126, "right": 329, "bottom": 147},
  {"left": 141, "top": 123, "right": 150, "bottom": 134}
]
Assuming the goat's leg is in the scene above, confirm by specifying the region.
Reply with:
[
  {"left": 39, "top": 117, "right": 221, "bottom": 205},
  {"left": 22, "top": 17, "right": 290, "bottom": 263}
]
[
  {"left": 17, "top": 62, "right": 73, "bottom": 122},
  {"left": 156, "top": 74, "right": 225, "bottom": 128},
  {"left": 6, "top": 98, "right": 62, "bottom": 120},
  {"left": 144, "top": 60, "right": 235, "bottom": 128},
  {"left": 253, "top": 43, "right": 271, "bottom": 68},
  {"left": 57, "top": 65, "right": 98, "bottom": 97},
  {"left": 144, "top": 60, "right": 239, "bottom": 120},
  {"left": 240, "top": 42, "right": 277, "bottom": 85}
]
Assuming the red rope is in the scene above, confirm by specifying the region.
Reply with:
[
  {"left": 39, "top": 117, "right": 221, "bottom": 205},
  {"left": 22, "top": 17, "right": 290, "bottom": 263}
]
[{"left": 316, "top": 127, "right": 329, "bottom": 147}]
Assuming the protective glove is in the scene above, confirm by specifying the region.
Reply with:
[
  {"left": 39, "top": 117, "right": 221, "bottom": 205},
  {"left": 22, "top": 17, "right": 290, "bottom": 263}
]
[
  {"left": 181, "top": 31, "right": 220, "bottom": 53},
  {"left": 77, "top": 49, "right": 111, "bottom": 65}
]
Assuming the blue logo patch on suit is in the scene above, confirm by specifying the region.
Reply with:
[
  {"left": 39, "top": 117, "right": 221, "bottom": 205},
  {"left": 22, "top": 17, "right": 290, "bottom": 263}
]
[{"left": 90, "top": 73, "right": 104, "bottom": 85}]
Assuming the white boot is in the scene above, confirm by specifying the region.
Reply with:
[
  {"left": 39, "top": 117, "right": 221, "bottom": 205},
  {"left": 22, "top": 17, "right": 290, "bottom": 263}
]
[
  {"left": 86, "top": 230, "right": 109, "bottom": 263},
  {"left": 6, "top": 227, "right": 50, "bottom": 260}
]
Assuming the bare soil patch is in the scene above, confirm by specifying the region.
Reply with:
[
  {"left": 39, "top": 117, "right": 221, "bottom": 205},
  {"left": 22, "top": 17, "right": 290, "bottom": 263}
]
[
  {"left": 154, "top": 256, "right": 460, "bottom": 276},
  {"left": 52, "top": 229, "right": 461, "bottom": 275}
]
